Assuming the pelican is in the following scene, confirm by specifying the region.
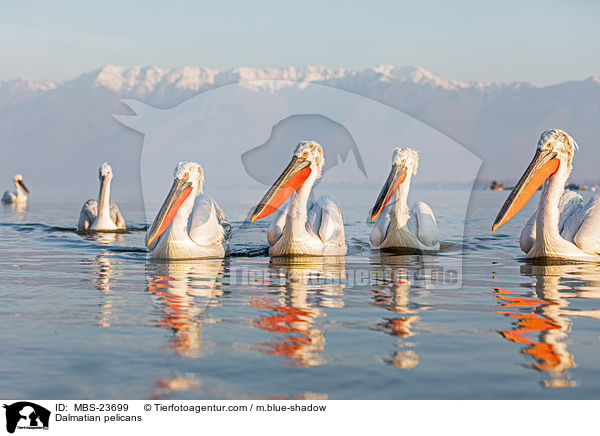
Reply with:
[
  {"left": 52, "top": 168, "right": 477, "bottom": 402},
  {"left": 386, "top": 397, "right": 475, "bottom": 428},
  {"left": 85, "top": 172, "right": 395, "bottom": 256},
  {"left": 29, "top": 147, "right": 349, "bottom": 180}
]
[
  {"left": 2, "top": 174, "right": 30, "bottom": 204},
  {"left": 78, "top": 163, "right": 126, "bottom": 232},
  {"left": 370, "top": 148, "right": 439, "bottom": 251},
  {"left": 146, "top": 161, "right": 229, "bottom": 259},
  {"left": 250, "top": 140, "right": 346, "bottom": 256},
  {"left": 493, "top": 129, "right": 600, "bottom": 260}
]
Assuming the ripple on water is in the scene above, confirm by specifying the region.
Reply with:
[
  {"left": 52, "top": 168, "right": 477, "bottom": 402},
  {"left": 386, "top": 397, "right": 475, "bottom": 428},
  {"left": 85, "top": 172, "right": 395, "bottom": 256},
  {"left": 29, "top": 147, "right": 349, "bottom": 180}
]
[{"left": 2, "top": 189, "right": 600, "bottom": 399}]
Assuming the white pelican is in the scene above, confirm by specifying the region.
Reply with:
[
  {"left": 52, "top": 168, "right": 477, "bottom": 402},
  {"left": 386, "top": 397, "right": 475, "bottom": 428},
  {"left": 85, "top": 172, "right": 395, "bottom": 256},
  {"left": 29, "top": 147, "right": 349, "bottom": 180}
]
[
  {"left": 78, "top": 163, "right": 126, "bottom": 232},
  {"left": 250, "top": 141, "right": 346, "bottom": 256},
  {"left": 493, "top": 129, "right": 600, "bottom": 260},
  {"left": 146, "top": 161, "right": 229, "bottom": 259},
  {"left": 2, "top": 174, "right": 30, "bottom": 204},
  {"left": 250, "top": 141, "right": 347, "bottom": 256},
  {"left": 370, "top": 148, "right": 439, "bottom": 251}
]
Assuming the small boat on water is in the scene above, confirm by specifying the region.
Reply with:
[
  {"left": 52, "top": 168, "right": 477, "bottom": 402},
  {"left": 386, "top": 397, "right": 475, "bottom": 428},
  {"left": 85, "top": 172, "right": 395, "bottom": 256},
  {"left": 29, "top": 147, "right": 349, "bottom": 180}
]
[
  {"left": 490, "top": 181, "right": 504, "bottom": 191},
  {"left": 491, "top": 181, "right": 514, "bottom": 191}
]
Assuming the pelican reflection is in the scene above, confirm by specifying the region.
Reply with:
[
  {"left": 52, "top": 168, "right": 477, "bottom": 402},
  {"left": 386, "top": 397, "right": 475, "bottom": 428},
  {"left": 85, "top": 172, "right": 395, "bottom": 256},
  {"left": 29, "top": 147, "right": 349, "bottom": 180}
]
[
  {"left": 146, "top": 259, "right": 224, "bottom": 357},
  {"left": 83, "top": 230, "right": 125, "bottom": 328},
  {"left": 251, "top": 256, "right": 345, "bottom": 367},
  {"left": 3, "top": 202, "right": 28, "bottom": 214},
  {"left": 83, "top": 231, "right": 124, "bottom": 245},
  {"left": 95, "top": 253, "right": 120, "bottom": 327},
  {"left": 82, "top": 251, "right": 122, "bottom": 328},
  {"left": 495, "top": 262, "right": 600, "bottom": 388},
  {"left": 149, "top": 372, "right": 327, "bottom": 400},
  {"left": 370, "top": 253, "right": 438, "bottom": 369}
]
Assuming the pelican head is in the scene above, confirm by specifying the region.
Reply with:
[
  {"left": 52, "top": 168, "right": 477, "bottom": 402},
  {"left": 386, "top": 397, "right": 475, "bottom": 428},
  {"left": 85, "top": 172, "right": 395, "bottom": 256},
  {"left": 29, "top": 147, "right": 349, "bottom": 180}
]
[
  {"left": 492, "top": 129, "right": 578, "bottom": 232},
  {"left": 146, "top": 162, "right": 203, "bottom": 250},
  {"left": 370, "top": 147, "right": 419, "bottom": 222},
  {"left": 392, "top": 148, "right": 419, "bottom": 174},
  {"left": 537, "top": 129, "right": 577, "bottom": 169},
  {"left": 250, "top": 140, "right": 324, "bottom": 222},
  {"left": 173, "top": 161, "right": 204, "bottom": 191},
  {"left": 295, "top": 140, "right": 325, "bottom": 178},
  {"left": 13, "top": 174, "right": 30, "bottom": 194},
  {"left": 99, "top": 162, "right": 114, "bottom": 182}
]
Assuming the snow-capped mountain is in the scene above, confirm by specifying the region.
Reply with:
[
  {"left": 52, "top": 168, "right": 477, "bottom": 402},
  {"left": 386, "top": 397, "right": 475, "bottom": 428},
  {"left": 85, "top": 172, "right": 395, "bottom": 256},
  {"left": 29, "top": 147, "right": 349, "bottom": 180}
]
[{"left": 1, "top": 65, "right": 599, "bottom": 191}]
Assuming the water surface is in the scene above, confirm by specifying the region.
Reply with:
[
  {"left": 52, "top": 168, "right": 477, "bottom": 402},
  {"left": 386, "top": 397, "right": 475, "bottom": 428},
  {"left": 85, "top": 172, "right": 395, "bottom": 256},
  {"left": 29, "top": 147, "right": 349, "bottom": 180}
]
[{"left": 2, "top": 187, "right": 600, "bottom": 399}]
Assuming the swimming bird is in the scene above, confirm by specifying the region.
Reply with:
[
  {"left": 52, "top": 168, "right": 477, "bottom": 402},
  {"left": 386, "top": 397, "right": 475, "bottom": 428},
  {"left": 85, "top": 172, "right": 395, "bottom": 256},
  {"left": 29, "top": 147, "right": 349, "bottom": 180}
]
[
  {"left": 146, "top": 161, "right": 229, "bottom": 259},
  {"left": 250, "top": 141, "right": 346, "bottom": 256},
  {"left": 78, "top": 163, "right": 126, "bottom": 232},
  {"left": 492, "top": 129, "right": 600, "bottom": 260},
  {"left": 2, "top": 174, "right": 30, "bottom": 204},
  {"left": 370, "top": 148, "right": 439, "bottom": 251}
]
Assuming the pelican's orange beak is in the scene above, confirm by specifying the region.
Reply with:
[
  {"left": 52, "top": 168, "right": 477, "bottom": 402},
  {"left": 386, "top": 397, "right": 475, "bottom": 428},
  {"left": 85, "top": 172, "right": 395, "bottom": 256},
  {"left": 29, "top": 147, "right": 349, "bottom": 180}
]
[
  {"left": 250, "top": 156, "right": 312, "bottom": 223},
  {"left": 370, "top": 163, "right": 407, "bottom": 222},
  {"left": 492, "top": 149, "right": 560, "bottom": 232},
  {"left": 146, "top": 177, "right": 193, "bottom": 250}
]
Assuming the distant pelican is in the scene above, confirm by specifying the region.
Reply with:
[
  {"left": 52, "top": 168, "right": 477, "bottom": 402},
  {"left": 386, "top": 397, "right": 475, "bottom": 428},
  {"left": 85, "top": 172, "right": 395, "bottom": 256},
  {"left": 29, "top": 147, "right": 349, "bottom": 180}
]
[
  {"left": 250, "top": 141, "right": 346, "bottom": 256},
  {"left": 493, "top": 129, "right": 600, "bottom": 260},
  {"left": 78, "top": 163, "right": 126, "bottom": 232},
  {"left": 146, "top": 162, "right": 229, "bottom": 259},
  {"left": 2, "top": 174, "right": 30, "bottom": 204},
  {"left": 370, "top": 148, "right": 439, "bottom": 251}
]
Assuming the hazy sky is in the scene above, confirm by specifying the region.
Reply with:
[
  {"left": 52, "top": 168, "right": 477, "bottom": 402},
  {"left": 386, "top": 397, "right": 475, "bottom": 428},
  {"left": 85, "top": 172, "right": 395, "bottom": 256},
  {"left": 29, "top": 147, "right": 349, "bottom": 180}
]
[{"left": 1, "top": 0, "right": 598, "bottom": 85}]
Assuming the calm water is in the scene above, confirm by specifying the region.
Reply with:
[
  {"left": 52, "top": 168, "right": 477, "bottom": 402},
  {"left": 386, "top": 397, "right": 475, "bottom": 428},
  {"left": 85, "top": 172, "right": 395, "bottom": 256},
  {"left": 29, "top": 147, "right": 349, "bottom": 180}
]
[{"left": 2, "top": 186, "right": 600, "bottom": 400}]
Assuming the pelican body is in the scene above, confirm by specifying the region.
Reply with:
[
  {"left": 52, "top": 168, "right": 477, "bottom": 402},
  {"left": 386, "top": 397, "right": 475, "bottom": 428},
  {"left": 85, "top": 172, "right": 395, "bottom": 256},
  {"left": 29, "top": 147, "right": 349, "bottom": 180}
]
[
  {"left": 250, "top": 141, "right": 346, "bottom": 256},
  {"left": 78, "top": 163, "right": 126, "bottom": 232},
  {"left": 146, "top": 162, "right": 229, "bottom": 259},
  {"left": 493, "top": 129, "right": 600, "bottom": 260},
  {"left": 370, "top": 148, "right": 439, "bottom": 251},
  {"left": 2, "top": 174, "right": 30, "bottom": 204}
]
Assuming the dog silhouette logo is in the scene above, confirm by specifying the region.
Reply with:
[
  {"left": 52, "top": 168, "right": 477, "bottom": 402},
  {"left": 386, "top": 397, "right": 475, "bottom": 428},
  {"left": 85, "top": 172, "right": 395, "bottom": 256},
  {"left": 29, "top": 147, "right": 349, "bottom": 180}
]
[
  {"left": 241, "top": 114, "right": 367, "bottom": 186},
  {"left": 3, "top": 402, "right": 50, "bottom": 433}
]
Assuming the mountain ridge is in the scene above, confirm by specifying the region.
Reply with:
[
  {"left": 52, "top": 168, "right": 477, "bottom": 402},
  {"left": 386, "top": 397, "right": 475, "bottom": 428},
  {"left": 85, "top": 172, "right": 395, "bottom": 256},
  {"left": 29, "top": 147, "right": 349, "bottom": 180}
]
[
  {"left": 1, "top": 65, "right": 599, "bottom": 190},
  {"left": 1, "top": 64, "right": 562, "bottom": 98}
]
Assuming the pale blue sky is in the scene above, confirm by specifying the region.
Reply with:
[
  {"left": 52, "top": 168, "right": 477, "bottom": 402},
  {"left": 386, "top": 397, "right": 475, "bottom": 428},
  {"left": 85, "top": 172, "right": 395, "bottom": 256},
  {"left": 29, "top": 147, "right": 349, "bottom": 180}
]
[{"left": 1, "top": 0, "right": 598, "bottom": 84}]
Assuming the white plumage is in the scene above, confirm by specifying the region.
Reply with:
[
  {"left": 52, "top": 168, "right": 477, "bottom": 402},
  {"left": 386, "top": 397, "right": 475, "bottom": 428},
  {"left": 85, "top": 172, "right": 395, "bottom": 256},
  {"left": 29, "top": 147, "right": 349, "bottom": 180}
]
[
  {"left": 78, "top": 199, "right": 126, "bottom": 231},
  {"left": 494, "top": 129, "right": 600, "bottom": 260},
  {"left": 520, "top": 190, "right": 600, "bottom": 258},
  {"left": 78, "top": 163, "right": 126, "bottom": 232},
  {"left": 267, "top": 193, "right": 346, "bottom": 256},
  {"left": 251, "top": 141, "right": 346, "bottom": 256},
  {"left": 370, "top": 148, "right": 439, "bottom": 251},
  {"left": 2, "top": 174, "right": 29, "bottom": 205},
  {"left": 146, "top": 161, "right": 229, "bottom": 259}
]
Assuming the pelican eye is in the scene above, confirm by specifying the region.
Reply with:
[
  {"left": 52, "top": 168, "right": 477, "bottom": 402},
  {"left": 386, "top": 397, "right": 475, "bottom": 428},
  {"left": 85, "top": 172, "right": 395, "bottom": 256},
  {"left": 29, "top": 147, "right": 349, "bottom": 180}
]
[
  {"left": 183, "top": 172, "right": 189, "bottom": 180},
  {"left": 301, "top": 151, "right": 309, "bottom": 158}
]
